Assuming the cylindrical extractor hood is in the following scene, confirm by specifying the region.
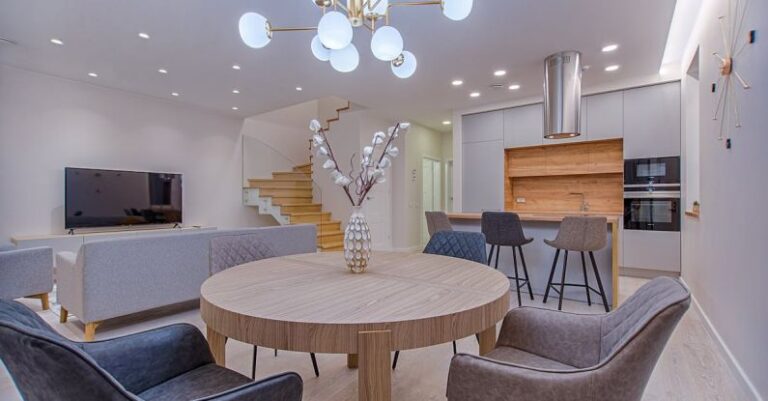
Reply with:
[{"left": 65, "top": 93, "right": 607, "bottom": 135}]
[{"left": 543, "top": 51, "right": 582, "bottom": 139}]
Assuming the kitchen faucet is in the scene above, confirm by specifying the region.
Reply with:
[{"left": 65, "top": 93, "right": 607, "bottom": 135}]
[{"left": 569, "top": 192, "right": 590, "bottom": 212}]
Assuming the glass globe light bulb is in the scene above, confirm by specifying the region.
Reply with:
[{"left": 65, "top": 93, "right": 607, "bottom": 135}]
[
  {"left": 311, "top": 35, "right": 331, "bottom": 61},
  {"left": 239, "top": 12, "right": 272, "bottom": 49},
  {"left": 442, "top": 0, "right": 473, "bottom": 21},
  {"left": 330, "top": 43, "right": 360, "bottom": 73},
  {"left": 370, "top": 26, "right": 404, "bottom": 61},
  {"left": 318, "top": 11, "right": 354, "bottom": 50},
  {"left": 391, "top": 51, "right": 417, "bottom": 78}
]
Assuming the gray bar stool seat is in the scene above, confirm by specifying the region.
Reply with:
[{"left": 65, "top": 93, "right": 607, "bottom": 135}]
[
  {"left": 481, "top": 212, "right": 534, "bottom": 307},
  {"left": 543, "top": 216, "right": 610, "bottom": 312}
]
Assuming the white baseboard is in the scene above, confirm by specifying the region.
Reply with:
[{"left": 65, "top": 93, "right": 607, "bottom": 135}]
[{"left": 680, "top": 277, "right": 764, "bottom": 401}]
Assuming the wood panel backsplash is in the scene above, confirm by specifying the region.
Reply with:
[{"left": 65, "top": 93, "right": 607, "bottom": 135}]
[{"left": 504, "top": 139, "right": 624, "bottom": 213}]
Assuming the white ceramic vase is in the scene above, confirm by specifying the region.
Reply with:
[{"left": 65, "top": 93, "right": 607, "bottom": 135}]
[{"left": 344, "top": 206, "right": 371, "bottom": 273}]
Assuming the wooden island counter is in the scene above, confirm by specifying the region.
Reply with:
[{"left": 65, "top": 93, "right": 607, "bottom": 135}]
[{"left": 447, "top": 211, "right": 622, "bottom": 308}]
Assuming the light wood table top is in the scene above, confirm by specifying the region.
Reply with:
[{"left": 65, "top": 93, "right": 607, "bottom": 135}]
[{"left": 201, "top": 251, "right": 510, "bottom": 401}]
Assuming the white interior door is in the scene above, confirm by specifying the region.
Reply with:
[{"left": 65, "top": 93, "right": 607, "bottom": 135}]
[{"left": 421, "top": 158, "right": 442, "bottom": 245}]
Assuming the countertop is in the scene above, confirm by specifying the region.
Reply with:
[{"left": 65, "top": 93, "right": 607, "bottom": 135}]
[{"left": 447, "top": 211, "right": 622, "bottom": 224}]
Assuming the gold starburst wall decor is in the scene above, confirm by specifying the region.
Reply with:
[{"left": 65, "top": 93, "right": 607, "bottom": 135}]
[{"left": 711, "top": 0, "right": 756, "bottom": 143}]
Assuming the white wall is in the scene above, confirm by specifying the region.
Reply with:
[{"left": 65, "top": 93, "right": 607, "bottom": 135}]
[
  {"left": 680, "top": 0, "right": 767, "bottom": 399},
  {"left": 0, "top": 65, "right": 271, "bottom": 242}
]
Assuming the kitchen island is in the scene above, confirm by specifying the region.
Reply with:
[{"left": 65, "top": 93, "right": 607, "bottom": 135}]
[{"left": 447, "top": 211, "right": 621, "bottom": 308}]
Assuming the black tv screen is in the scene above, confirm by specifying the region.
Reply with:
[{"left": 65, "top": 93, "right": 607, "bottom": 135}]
[{"left": 65, "top": 168, "right": 183, "bottom": 229}]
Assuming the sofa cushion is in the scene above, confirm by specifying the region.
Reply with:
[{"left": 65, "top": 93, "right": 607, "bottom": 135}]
[
  {"left": 484, "top": 346, "right": 576, "bottom": 370},
  {"left": 0, "top": 242, "right": 16, "bottom": 252},
  {"left": 138, "top": 363, "right": 251, "bottom": 401}
]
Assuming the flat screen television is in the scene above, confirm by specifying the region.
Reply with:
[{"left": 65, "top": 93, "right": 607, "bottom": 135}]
[{"left": 65, "top": 167, "right": 183, "bottom": 229}]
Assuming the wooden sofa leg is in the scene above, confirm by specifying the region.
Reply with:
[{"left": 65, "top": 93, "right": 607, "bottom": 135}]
[
  {"left": 39, "top": 293, "right": 50, "bottom": 311},
  {"left": 59, "top": 307, "right": 69, "bottom": 323},
  {"left": 84, "top": 322, "right": 101, "bottom": 342}
]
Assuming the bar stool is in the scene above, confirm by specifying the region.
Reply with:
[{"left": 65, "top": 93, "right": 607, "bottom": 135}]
[
  {"left": 542, "top": 216, "right": 610, "bottom": 312},
  {"left": 481, "top": 212, "right": 534, "bottom": 307}
]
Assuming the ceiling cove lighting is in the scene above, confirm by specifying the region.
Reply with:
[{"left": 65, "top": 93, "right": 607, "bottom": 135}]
[
  {"left": 605, "top": 64, "right": 620, "bottom": 72},
  {"left": 451, "top": 79, "right": 464, "bottom": 86},
  {"left": 138, "top": 32, "right": 151, "bottom": 39},
  {"left": 238, "top": 0, "right": 473, "bottom": 77},
  {"left": 50, "top": 38, "right": 64, "bottom": 45},
  {"left": 601, "top": 44, "right": 618, "bottom": 52}
]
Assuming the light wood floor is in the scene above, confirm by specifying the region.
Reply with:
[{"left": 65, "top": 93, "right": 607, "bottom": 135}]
[{"left": 0, "top": 276, "right": 752, "bottom": 401}]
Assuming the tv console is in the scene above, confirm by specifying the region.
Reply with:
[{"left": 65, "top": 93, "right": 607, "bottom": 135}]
[{"left": 11, "top": 226, "right": 216, "bottom": 263}]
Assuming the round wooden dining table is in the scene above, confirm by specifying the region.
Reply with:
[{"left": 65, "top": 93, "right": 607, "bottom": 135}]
[{"left": 200, "top": 251, "right": 510, "bottom": 401}]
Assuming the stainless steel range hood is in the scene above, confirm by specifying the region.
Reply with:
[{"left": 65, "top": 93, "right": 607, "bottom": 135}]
[{"left": 543, "top": 51, "right": 582, "bottom": 139}]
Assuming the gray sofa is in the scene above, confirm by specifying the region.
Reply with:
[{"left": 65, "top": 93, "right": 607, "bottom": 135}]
[
  {"left": 0, "top": 242, "right": 53, "bottom": 310},
  {"left": 56, "top": 225, "right": 316, "bottom": 340}
]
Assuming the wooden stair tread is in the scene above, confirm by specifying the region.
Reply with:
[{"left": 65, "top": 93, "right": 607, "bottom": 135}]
[
  {"left": 319, "top": 241, "right": 344, "bottom": 249},
  {"left": 317, "top": 230, "right": 344, "bottom": 237},
  {"left": 249, "top": 177, "right": 312, "bottom": 182}
]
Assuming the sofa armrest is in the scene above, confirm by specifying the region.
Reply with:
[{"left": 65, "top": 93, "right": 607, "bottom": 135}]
[
  {"left": 446, "top": 353, "right": 590, "bottom": 401},
  {"left": 496, "top": 307, "right": 602, "bottom": 368},
  {"left": 81, "top": 323, "right": 214, "bottom": 395},
  {"left": 0, "top": 247, "right": 53, "bottom": 299},
  {"left": 197, "top": 372, "right": 303, "bottom": 401}
]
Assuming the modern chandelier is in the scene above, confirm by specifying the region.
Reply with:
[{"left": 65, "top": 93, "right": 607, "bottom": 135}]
[{"left": 238, "top": 0, "right": 473, "bottom": 78}]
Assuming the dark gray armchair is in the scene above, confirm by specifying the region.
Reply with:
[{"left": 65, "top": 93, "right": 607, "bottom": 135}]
[
  {"left": 447, "top": 277, "right": 690, "bottom": 401},
  {"left": 0, "top": 300, "right": 303, "bottom": 401}
]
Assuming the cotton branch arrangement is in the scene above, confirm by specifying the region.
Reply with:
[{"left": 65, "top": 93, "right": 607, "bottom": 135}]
[{"left": 310, "top": 119, "right": 409, "bottom": 207}]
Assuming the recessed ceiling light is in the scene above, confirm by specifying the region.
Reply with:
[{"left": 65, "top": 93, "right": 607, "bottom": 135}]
[
  {"left": 232, "top": 106, "right": 239, "bottom": 111},
  {"left": 158, "top": 68, "right": 168, "bottom": 74},
  {"left": 232, "top": 64, "right": 241, "bottom": 70},
  {"left": 171, "top": 92, "right": 179, "bottom": 97},
  {"left": 493, "top": 70, "right": 507, "bottom": 77},
  {"left": 138, "top": 32, "right": 150, "bottom": 39},
  {"left": 232, "top": 89, "right": 240, "bottom": 94},
  {"left": 442, "top": 120, "right": 451, "bottom": 125},
  {"left": 470, "top": 91, "right": 481, "bottom": 98},
  {"left": 87, "top": 72, "right": 98, "bottom": 78},
  {"left": 50, "top": 38, "right": 64, "bottom": 45},
  {"left": 451, "top": 79, "right": 464, "bottom": 86},
  {"left": 605, "top": 64, "right": 620, "bottom": 72},
  {"left": 295, "top": 87, "right": 303, "bottom": 91},
  {"left": 582, "top": 65, "right": 591, "bottom": 70},
  {"left": 602, "top": 44, "right": 619, "bottom": 53},
  {"left": 508, "top": 84, "right": 521, "bottom": 90}
]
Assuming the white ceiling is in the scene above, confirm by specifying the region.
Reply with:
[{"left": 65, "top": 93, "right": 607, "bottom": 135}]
[{"left": 0, "top": 0, "right": 676, "bottom": 132}]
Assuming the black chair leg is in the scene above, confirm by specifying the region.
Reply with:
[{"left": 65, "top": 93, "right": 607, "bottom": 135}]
[
  {"left": 487, "top": 245, "right": 495, "bottom": 266},
  {"left": 251, "top": 345, "right": 258, "bottom": 380},
  {"left": 274, "top": 349, "right": 278, "bottom": 357},
  {"left": 543, "top": 249, "right": 560, "bottom": 303},
  {"left": 453, "top": 341, "right": 457, "bottom": 354},
  {"left": 494, "top": 246, "right": 500, "bottom": 270},
  {"left": 518, "top": 246, "right": 534, "bottom": 300},
  {"left": 581, "top": 252, "right": 592, "bottom": 306},
  {"left": 310, "top": 353, "right": 319, "bottom": 377},
  {"left": 589, "top": 251, "right": 610, "bottom": 312},
  {"left": 557, "top": 251, "right": 569, "bottom": 311},
  {"left": 392, "top": 351, "right": 400, "bottom": 370},
  {"left": 512, "top": 246, "right": 522, "bottom": 307}
]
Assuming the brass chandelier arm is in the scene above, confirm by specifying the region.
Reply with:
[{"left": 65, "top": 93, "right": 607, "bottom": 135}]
[
  {"left": 269, "top": 26, "right": 318, "bottom": 33},
  {"left": 389, "top": 0, "right": 442, "bottom": 7}
]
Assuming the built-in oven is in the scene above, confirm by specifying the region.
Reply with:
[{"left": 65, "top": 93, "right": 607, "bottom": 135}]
[
  {"left": 624, "top": 157, "right": 681, "bottom": 186},
  {"left": 623, "top": 192, "right": 681, "bottom": 231}
]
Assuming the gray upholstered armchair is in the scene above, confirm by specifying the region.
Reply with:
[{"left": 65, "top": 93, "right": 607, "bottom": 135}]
[
  {"left": 0, "top": 244, "right": 53, "bottom": 310},
  {"left": 0, "top": 300, "right": 303, "bottom": 401},
  {"left": 446, "top": 277, "right": 690, "bottom": 401}
]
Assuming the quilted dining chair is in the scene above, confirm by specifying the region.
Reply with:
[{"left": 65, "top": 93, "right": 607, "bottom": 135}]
[
  {"left": 0, "top": 299, "right": 303, "bottom": 401},
  {"left": 446, "top": 277, "right": 690, "bottom": 401},
  {"left": 210, "top": 232, "right": 319, "bottom": 379},
  {"left": 393, "top": 230, "right": 488, "bottom": 369}
]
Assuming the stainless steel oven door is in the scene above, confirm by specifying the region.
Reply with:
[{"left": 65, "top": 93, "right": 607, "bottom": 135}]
[{"left": 623, "top": 192, "right": 681, "bottom": 232}]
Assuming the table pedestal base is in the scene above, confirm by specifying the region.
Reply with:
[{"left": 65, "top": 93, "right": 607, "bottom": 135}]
[{"left": 358, "top": 330, "right": 392, "bottom": 401}]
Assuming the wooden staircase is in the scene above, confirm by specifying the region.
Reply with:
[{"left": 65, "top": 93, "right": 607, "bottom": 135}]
[{"left": 246, "top": 162, "right": 345, "bottom": 251}]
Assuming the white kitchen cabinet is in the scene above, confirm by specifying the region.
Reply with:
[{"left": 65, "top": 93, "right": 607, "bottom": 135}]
[
  {"left": 461, "top": 140, "right": 504, "bottom": 212},
  {"left": 623, "top": 82, "right": 681, "bottom": 158},
  {"left": 587, "top": 91, "right": 624, "bottom": 140},
  {"left": 504, "top": 103, "right": 543, "bottom": 148},
  {"left": 462, "top": 110, "right": 503, "bottom": 144},
  {"left": 542, "top": 98, "right": 588, "bottom": 145},
  {"left": 622, "top": 230, "right": 681, "bottom": 272}
]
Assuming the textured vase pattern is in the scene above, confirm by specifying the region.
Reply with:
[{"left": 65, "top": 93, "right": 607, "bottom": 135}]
[{"left": 344, "top": 206, "right": 371, "bottom": 273}]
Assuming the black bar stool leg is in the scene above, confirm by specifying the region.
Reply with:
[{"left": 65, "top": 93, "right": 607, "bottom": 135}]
[
  {"left": 511, "top": 246, "right": 522, "bottom": 307},
  {"left": 557, "top": 250, "right": 569, "bottom": 311},
  {"left": 392, "top": 351, "right": 400, "bottom": 370},
  {"left": 310, "top": 353, "right": 319, "bottom": 377},
  {"left": 487, "top": 245, "right": 495, "bottom": 266},
  {"left": 581, "top": 252, "right": 592, "bottom": 306},
  {"left": 589, "top": 251, "right": 610, "bottom": 312},
  {"left": 452, "top": 341, "right": 457, "bottom": 354},
  {"left": 251, "top": 346, "right": 258, "bottom": 380},
  {"left": 543, "top": 249, "right": 560, "bottom": 303},
  {"left": 518, "top": 246, "right": 534, "bottom": 300},
  {"left": 274, "top": 349, "right": 278, "bottom": 357},
  {"left": 494, "top": 246, "right": 500, "bottom": 270}
]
